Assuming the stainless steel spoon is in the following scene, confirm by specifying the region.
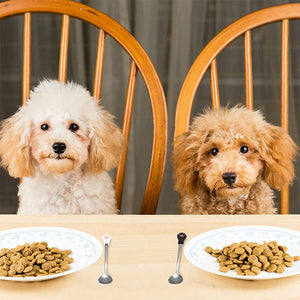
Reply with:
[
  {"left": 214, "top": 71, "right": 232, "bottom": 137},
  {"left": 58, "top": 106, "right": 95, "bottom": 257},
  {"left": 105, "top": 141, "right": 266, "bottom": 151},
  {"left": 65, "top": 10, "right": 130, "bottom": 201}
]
[
  {"left": 98, "top": 234, "right": 113, "bottom": 284},
  {"left": 168, "top": 232, "right": 187, "bottom": 284}
]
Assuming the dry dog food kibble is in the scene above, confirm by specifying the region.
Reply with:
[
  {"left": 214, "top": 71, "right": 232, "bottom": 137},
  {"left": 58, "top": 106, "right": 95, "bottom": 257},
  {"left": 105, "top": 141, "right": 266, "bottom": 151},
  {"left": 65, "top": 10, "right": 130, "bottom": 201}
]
[
  {"left": 0, "top": 242, "right": 73, "bottom": 277},
  {"left": 205, "top": 241, "right": 299, "bottom": 276}
]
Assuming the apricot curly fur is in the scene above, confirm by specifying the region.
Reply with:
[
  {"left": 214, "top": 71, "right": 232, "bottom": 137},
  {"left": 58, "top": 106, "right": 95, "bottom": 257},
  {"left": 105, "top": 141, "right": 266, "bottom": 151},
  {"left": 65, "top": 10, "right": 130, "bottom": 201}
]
[{"left": 172, "top": 106, "right": 297, "bottom": 214}]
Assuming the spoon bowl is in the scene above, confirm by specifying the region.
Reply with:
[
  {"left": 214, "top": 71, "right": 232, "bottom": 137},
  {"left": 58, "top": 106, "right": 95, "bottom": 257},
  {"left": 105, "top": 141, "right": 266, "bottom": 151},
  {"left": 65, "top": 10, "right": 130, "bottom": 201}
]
[
  {"left": 168, "top": 272, "right": 183, "bottom": 284},
  {"left": 98, "top": 272, "right": 113, "bottom": 284}
]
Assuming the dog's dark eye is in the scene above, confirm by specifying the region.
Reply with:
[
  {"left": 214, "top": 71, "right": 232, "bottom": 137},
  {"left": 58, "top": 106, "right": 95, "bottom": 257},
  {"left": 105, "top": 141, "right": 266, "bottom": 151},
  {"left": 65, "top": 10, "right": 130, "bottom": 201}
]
[
  {"left": 41, "top": 124, "right": 49, "bottom": 131},
  {"left": 240, "top": 145, "right": 249, "bottom": 154},
  {"left": 211, "top": 148, "right": 219, "bottom": 156},
  {"left": 69, "top": 123, "right": 79, "bottom": 132}
]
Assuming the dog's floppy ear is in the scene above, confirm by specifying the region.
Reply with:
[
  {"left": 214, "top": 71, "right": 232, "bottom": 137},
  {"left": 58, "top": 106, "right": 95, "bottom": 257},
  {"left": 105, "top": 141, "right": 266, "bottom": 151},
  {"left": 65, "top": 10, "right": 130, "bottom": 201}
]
[
  {"left": 88, "top": 110, "right": 126, "bottom": 173},
  {"left": 260, "top": 125, "right": 297, "bottom": 190},
  {"left": 0, "top": 110, "right": 35, "bottom": 178},
  {"left": 172, "top": 132, "right": 203, "bottom": 196}
]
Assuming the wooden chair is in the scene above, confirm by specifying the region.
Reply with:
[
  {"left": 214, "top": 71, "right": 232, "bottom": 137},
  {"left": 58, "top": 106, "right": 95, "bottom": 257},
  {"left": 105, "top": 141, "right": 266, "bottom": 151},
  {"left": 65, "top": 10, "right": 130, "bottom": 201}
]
[
  {"left": 0, "top": 0, "right": 168, "bottom": 214},
  {"left": 174, "top": 4, "right": 300, "bottom": 214}
]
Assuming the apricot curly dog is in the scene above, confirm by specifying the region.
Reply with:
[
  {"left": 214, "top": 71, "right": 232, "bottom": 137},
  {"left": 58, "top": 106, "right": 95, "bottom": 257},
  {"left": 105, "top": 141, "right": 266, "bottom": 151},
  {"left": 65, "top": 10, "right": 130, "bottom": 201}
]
[{"left": 172, "top": 106, "right": 297, "bottom": 214}]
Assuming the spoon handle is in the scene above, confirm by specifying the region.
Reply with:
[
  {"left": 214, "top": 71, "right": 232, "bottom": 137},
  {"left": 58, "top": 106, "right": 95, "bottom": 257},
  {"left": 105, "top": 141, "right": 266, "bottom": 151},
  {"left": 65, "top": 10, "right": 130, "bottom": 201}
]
[
  {"left": 102, "top": 234, "right": 111, "bottom": 274},
  {"left": 175, "top": 244, "right": 183, "bottom": 274},
  {"left": 175, "top": 232, "right": 187, "bottom": 273},
  {"left": 177, "top": 232, "right": 187, "bottom": 244},
  {"left": 103, "top": 234, "right": 112, "bottom": 245},
  {"left": 104, "top": 244, "right": 109, "bottom": 274}
]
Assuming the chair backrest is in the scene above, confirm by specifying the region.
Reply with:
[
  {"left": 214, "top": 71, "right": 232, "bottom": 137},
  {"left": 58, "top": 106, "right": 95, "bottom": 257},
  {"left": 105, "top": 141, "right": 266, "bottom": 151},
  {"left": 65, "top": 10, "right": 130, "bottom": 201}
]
[
  {"left": 0, "top": 0, "right": 168, "bottom": 214},
  {"left": 174, "top": 4, "right": 300, "bottom": 214}
]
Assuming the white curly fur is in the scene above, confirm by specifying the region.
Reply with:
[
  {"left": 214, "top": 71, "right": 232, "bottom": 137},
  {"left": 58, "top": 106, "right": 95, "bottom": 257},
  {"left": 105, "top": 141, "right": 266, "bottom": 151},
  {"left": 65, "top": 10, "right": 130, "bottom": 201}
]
[{"left": 0, "top": 80, "right": 126, "bottom": 214}]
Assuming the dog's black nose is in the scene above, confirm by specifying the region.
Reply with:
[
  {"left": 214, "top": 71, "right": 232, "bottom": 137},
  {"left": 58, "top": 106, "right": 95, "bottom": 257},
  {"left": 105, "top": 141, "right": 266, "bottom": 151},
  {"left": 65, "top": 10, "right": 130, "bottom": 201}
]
[
  {"left": 52, "top": 142, "right": 66, "bottom": 154},
  {"left": 222, "top": 172, "right": 237, "bottom": 185}
]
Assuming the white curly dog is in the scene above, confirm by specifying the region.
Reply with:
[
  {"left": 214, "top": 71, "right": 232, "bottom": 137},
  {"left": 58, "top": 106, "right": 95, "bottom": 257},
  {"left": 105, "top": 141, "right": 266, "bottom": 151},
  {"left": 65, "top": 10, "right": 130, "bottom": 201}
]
[{"left": 0, "top": 80, "right": 126, "bottom": 214}]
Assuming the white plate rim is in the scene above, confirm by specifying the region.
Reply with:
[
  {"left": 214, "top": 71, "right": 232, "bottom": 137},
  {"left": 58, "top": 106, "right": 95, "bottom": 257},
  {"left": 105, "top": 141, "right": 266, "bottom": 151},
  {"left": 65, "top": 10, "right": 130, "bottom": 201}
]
[
  {"left": 184, "top": 225, "right": 300, "bottom": 280},
  {"left": 0, "top": 226, "right": 102, "bottom": 282}
]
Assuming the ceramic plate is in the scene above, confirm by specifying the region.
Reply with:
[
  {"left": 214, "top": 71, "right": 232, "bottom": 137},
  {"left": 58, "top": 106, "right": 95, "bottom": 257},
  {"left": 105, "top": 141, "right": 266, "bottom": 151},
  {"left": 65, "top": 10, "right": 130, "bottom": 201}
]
[
  {"left": 184, "top": 225, "right": 300, "bottom": 280},
  {"left": 0, "top": 226, "right": 102, "bottom": 282}
]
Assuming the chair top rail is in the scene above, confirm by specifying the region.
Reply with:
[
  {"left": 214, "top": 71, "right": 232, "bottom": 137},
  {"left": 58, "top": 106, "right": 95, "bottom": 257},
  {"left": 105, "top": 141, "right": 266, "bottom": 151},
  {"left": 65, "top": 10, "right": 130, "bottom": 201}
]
[{"left": 175, "top": 3, "right": 300, "bottom": 138}]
